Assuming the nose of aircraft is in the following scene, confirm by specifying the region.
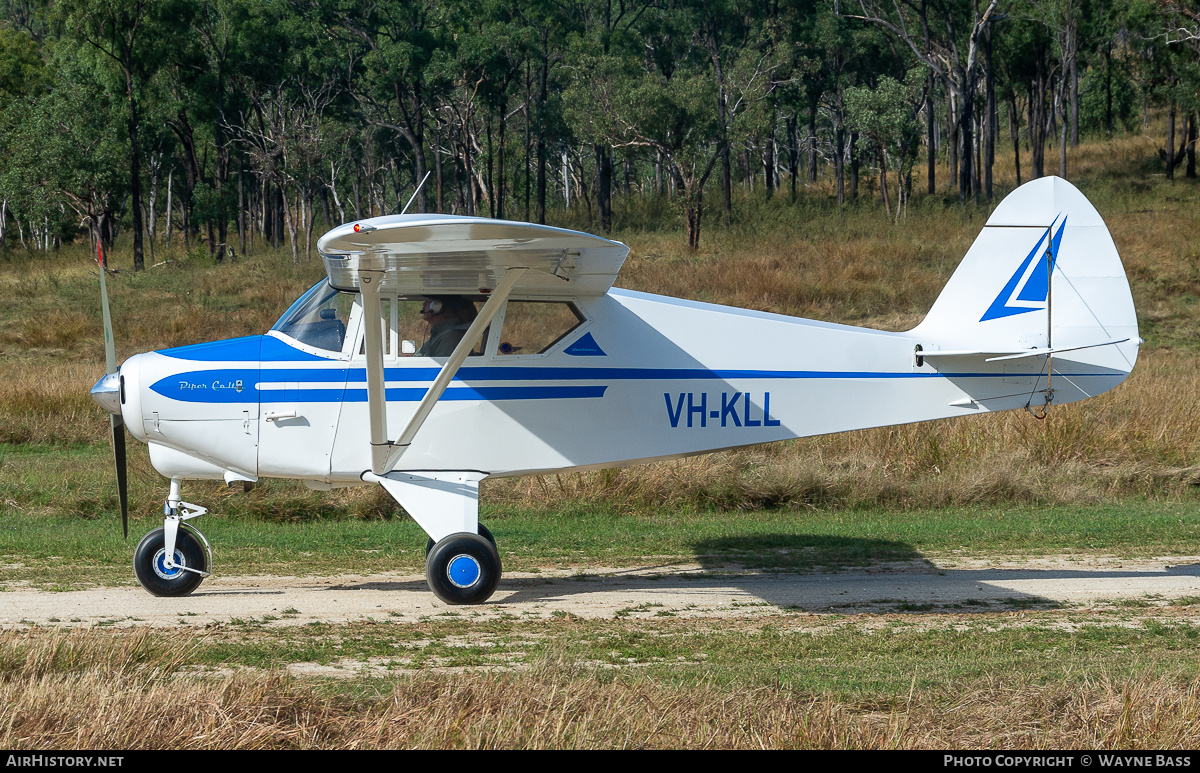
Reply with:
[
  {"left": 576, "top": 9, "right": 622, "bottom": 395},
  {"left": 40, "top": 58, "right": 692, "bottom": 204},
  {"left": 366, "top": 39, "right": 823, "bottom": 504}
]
[{"left": 90, "top": 371, "right": 122, "bottom": 416}]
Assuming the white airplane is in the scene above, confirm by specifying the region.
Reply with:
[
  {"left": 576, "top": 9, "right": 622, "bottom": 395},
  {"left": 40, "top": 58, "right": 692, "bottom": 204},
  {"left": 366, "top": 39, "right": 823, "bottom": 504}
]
[{"left": 90, "top": 176, "right": 1139, "bottom": 604}]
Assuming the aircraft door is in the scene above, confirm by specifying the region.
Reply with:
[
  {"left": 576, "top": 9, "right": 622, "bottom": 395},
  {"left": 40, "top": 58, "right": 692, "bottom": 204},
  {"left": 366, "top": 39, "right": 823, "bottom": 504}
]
[{"left": 258, "top": 286, "right": 357, "bottom": 481}]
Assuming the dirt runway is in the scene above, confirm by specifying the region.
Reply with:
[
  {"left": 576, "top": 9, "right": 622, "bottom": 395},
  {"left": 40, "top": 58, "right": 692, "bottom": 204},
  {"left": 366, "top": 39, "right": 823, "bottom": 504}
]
[{"left": 5, "top": 555, "right": 1200, "bottom": 628}]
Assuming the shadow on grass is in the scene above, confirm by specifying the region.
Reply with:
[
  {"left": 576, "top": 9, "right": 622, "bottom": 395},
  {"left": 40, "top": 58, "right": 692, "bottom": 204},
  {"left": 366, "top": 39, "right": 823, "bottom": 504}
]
[{"left": 690, "top": 534, "right": 923, "bottom": 572}]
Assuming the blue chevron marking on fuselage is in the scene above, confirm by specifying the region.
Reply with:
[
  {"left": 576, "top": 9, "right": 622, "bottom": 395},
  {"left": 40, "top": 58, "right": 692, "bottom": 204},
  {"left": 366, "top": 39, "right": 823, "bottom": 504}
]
[{"left": 157, "top": 335, "right": 328, "bottom": 362}]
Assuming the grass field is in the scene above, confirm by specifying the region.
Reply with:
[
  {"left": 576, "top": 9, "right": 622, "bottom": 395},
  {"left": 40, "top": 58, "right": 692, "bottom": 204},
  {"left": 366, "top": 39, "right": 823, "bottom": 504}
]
[{"left": 4, "top": 130, "right": 1200, "bottom": 748}]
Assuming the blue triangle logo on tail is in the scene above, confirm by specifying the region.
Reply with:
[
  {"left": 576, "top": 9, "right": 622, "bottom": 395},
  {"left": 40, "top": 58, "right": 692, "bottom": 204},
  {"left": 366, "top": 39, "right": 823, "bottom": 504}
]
[{"left": 980, "top": 215, "right": 1066, "bottom": 322}]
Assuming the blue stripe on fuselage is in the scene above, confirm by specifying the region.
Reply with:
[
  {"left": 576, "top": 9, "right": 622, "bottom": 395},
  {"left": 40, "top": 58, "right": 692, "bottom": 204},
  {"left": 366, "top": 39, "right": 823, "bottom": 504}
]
[{"left": 150, "top": 366, "right": 1116, "bottom": 403}]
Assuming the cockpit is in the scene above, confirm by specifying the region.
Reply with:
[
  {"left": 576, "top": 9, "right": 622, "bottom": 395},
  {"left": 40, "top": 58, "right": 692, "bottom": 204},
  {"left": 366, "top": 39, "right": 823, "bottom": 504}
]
[{"left": 271, "top": 280, "right": 586, "bottom": 359}]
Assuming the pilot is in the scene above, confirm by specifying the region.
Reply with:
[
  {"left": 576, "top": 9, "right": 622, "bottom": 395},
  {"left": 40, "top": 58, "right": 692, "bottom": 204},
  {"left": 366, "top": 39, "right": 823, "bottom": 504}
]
[{"left": 417, "top": 296, "right": 478, "bottom": 356}]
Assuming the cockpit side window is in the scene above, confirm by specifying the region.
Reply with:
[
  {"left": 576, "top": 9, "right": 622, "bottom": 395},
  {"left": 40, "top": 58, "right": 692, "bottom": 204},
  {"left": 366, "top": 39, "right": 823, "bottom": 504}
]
[
  {"left": 271, "top": 280, "right": 354, "bottom": 352},
  {"left": 497, "top": 301, "right": 584, "bottom": 355},
  {"left": 356, "top": 296, "right": 488, "bottom": 358}
]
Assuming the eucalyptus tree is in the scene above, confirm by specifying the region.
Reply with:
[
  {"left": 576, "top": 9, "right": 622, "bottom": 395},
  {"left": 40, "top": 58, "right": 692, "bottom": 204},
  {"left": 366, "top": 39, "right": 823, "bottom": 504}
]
[
  {"left": 849, "top": 0, "right": 1001, "bottom": 203},
  {"left": 455, "top": 10, "right": 520, "bottom": 219},
  {"left": 175, "top": 0, "right": 269, "bottom": 257},
  {"left": 1078, "top": 0, "right": 1140, "bottom": 138},
  {"left": 565, "top": 3, "right": 778, "bottom": 249},
  {"left": 331, "top": 0, "right": 456, "bottom": 214},
  {"left": 568, "top": 0, "right": 655, "bottom": 231},
  {"left": 1021, "top": 0, "right": 1083, "bottom": 177},
  {"left": 1129, "top": 0, "right": 1200, "bottom": 178},
  {"left": 691, "top": 0, "right": 776, "bottom": 224},
  {"left": 778, "top": 0, "right": 829, "bottom": 185},
  {"left": 0, "top": 73, "right": 127, "bottom": 250},
  {"left": 58, "top": 0, "right": 191, "bottom": 270},
  {"left": 844, "top": 68, "right": 926, "bottom": 219},
  {"left": 526, "top": 0, "right": 575, "bottom": 222},
  {"left": 0, "top": 25, "right": 50, "bottom": 244}
]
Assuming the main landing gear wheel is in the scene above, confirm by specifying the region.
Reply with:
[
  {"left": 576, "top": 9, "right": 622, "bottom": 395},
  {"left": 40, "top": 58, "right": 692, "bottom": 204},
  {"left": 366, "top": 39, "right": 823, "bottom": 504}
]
[
  {"left": 426, "top": 522, "right": 495, "bottom": 557},
  {"left": 133, "top": 527, "right": 208, "bottom": 597},
  {"left": 425, "top": 532, "right": 502, "bottom": 605}
]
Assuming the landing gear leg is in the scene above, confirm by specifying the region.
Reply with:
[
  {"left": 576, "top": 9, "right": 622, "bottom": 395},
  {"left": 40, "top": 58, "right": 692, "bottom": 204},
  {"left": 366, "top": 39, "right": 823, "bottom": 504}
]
[
  {"left": 370, "top": 471, "right": 503, "bottom": 604},
  {"left": 133, "top": 477, "right": 213, "bottom": 597}
]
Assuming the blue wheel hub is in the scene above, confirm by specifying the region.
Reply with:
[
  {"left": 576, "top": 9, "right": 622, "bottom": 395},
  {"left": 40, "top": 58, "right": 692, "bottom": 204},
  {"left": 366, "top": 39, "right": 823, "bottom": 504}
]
[
  {"left": 447, "top": 554, "right": 481, "bottom": 588},
  {"left": 152, "top": 548, "right": 185, "bottom": 580}
]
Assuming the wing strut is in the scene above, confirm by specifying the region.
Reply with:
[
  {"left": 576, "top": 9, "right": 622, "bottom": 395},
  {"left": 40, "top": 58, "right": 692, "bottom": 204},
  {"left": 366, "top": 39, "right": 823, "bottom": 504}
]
[{"left": 360, "top": 267, "right": 528, "bottom": 475}]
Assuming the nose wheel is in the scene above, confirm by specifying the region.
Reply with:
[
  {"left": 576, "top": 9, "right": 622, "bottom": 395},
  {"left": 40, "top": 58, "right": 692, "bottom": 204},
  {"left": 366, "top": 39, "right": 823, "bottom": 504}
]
[
  {"left": 425, "top": 532, "right": 502, "bottom": 605},
  {"left": 132, "top": 526, "right": 210, "bottom": 597}
]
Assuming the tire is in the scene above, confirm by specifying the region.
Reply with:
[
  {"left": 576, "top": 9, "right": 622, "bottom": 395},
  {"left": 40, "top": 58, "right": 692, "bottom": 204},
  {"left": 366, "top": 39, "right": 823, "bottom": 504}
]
[
  {"left": 425, "top": 532, "right": 502, "bottom": 605},
  {"left": 133, "top": 527, "right": 207, "bottom": 597},
  {"left": 426, "top": 522, "right": 495, "bottom": 557}
]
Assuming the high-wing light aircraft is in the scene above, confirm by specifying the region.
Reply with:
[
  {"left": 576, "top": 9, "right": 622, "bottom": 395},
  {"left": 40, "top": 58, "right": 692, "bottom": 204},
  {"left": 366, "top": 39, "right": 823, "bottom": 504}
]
[{"left": 90, "top": 176, "right": 1139, "bottom": 604}]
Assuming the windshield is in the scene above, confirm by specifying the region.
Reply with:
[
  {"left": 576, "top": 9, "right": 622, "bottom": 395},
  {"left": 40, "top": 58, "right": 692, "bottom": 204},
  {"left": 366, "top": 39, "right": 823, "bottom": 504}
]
[{"left": 271, "top": 280, "right": 353, "bottom": 352}]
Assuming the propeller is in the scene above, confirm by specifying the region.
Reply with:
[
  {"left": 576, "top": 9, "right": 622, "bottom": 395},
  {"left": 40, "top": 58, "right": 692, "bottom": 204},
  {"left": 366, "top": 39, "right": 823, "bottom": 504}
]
[{"left": 89, "top": 243, "right": 128, "bottom": 539}]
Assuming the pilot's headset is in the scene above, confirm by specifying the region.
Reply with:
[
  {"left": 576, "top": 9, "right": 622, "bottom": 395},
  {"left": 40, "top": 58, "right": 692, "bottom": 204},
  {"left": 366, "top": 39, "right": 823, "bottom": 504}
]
[{"left": 424, "top": 298, "right": 443, "bottom": 315}]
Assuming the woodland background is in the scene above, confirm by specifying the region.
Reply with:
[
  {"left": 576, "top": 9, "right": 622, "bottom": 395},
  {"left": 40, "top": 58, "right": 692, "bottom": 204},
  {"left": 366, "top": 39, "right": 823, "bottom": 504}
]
[{"left": 0, "top": 0, "right": 1196, "bottom": 264}]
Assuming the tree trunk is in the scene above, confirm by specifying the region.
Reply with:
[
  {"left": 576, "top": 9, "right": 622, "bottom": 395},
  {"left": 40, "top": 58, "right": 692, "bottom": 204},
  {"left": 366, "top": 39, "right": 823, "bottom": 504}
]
[
  {"left": 165, "top": 169, "right": 173, "bottom": 247},
  {"left": 536, "top": 32, "right": 548, "bottom": 224},
  {"left": 985, "top": 27, "right": 995, "bottom": 200},
  {"left": 1009, "top": 92, "right": 1022, "bottom": 187},
  {"left": 835, "top": 123, "right": 845, "bottom": 208},
  {"left": 720, "top": 145, "right": 731, "bottom": 226},
  {"left": 787, "top": 111, "right": 799, "bottom": 201},
  {"left": 927, "top": 71, "right": 936, "bottom": 195},
  {"left": 595, "top": 144, "right": 612, "bottom": 233},
  {"left": 947, "top": 83, "right": 958, "bottom": 189},
  {"left": 125, "top": 63, "right": 144, "bottom": 271},
  {"left": 879, "top": 145, "right": 891, "bottom": 219},
  {"left": 1185, "top": 111, "right": 1195, "bottom": 178},
  {"left": 807, "top": 104, "right": 818, "bottom": 182},
  {"left": 1028, "top": 57, "right": 1047, "bottom": 179},
  {"left": 763, "top": 129, "right": 776, "bottom": 199},
  {"left": 1159, "top": 101, "right": 1190, "bottom": 180},
  {"left": 848, "top": 131, "right": 859, "bottom": 201},
  {"left": 1059, "top": 82, "right": 1069, "bottom": 178},
  {"left": 237, "top": 161, "right": 246, "bottom": 255},
  {"left": 955, "top": 63, "right": 978, "bottom": 205},
  {"left": 284, "top": 185, "right": 299, "bottom": 263},
  {"left": 685, "top": 185, "right": 703, "bottom": 250},
  {"left": 1069, "top": 29, "right": 1080, "bottom": 147}
]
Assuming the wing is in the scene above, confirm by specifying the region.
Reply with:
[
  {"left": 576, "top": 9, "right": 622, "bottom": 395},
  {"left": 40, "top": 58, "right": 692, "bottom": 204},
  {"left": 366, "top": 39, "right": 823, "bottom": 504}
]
[{"left": 317, "top": 214, "right": 629, "bottom": 298}]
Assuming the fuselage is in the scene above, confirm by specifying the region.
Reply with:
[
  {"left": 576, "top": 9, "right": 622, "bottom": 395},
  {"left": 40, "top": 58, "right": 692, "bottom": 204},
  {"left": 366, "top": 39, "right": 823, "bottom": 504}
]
[{"left": 115, "top": 284, "right": 1133, "bottom": 487}]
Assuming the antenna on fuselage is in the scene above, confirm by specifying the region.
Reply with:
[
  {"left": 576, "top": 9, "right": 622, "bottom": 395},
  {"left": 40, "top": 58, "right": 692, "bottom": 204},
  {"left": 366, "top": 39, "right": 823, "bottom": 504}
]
[{"left": 400, "top": 172, "right": 433, "bottom": 216}]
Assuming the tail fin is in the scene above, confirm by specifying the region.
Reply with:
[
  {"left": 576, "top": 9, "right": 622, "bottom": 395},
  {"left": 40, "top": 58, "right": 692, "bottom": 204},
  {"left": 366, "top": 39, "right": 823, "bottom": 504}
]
[{"left": 910, "top": 176, "right": 1139, "bottom": 406}]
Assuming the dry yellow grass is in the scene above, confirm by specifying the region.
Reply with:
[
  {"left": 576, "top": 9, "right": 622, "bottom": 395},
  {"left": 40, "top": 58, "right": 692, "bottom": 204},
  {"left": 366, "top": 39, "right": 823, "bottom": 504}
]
[{"left": 3, "top": 629, "right": 1200, "bottom": 749}]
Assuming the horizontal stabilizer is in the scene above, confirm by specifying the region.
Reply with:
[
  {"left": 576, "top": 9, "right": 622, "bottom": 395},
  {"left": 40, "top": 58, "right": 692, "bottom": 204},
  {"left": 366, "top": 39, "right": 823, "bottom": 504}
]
[
  {"left": 983, "top": 338, "right": 1130, "bottom": 362},
  {"left": 917, "top": 337, "right": 1131, "bottom": 364}
]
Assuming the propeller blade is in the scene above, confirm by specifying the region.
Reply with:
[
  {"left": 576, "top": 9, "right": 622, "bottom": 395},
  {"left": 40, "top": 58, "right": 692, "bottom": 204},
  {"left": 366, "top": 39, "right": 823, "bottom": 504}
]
[
  {"left": 97, "top": 243, "right": 117, "bottom": 376},
  {"left": 97, "top": 243, "right": 126, "bottom": 539},
  {"left": 112, "top": 413, "right": 128, "bottom": 540}
]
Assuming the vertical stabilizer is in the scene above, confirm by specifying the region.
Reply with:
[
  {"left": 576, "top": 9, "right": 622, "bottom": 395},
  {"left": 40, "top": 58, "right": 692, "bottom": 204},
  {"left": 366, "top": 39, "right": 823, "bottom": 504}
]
[{"left": 910, "top": 177, "right": 1138, "bottom": 383}]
